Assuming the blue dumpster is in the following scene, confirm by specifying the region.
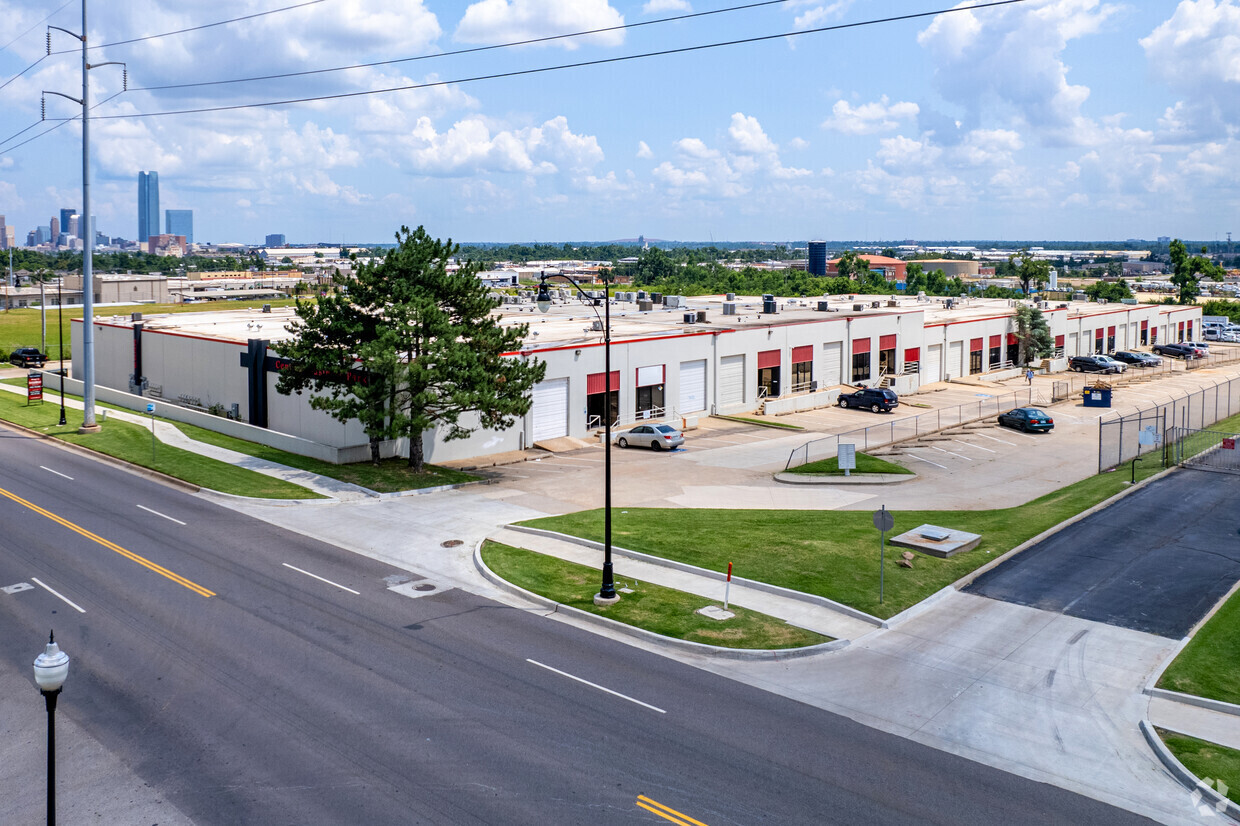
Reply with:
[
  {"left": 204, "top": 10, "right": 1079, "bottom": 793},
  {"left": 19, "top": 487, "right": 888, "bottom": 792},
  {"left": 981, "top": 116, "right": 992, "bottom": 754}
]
[{"left": 1083, "top": 386, "right": 1112, "bottom": 408}]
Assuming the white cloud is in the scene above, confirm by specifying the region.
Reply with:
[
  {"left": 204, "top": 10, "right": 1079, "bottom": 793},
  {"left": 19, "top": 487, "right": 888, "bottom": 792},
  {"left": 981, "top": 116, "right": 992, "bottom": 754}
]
[
  {"left": 793, "top": 1, "right": 852, "bottom": 30},
  {"left": 876, "top": 135, "right": 942, "bottom": 170},
  {"left": 1142, "top": 0, "right": 1240, "bottom": 138},
  {"left": 821, "top": 96, "right": 919, "bottom": 135},
  {"left": 400, "top": 115, "right": 602, "bottom": 176},
  {"left": 455, "top": 0, "right": 625, "bottom": 49},
  {"left": 728, "top": 113, "right": 777, "bottom": 154},
  {"left": 636, "top": 141, "right": 653, "bottom": 159},
  {"left": 787, "top": 137, "right": 810, "bottom": 150},
  {"left": 642, "top": 0, "right": 690, "bottom": 13}
]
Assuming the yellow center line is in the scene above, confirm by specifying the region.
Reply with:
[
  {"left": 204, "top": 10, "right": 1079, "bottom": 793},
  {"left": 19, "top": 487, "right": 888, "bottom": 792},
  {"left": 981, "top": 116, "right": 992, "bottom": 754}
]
[
  {"left": 636, "top": 795, "right": 709, "bottom": 826},
  {"left": 0, "top": 486, "right": 215, "bottom": 598}
]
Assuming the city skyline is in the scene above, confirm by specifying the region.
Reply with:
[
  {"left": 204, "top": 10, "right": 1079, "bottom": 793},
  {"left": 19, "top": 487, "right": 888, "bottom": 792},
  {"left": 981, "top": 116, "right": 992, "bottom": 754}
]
[{"left": 0, "top": 1, "right": 1237, "bottom": 245}]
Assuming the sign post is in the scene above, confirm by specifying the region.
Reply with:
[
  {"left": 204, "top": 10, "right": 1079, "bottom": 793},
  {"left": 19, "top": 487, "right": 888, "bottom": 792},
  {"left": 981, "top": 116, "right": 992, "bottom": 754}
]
[
  {"left": 838, "top": 443, "right": 856, "bottom": 477},
  {"left": 146, "top": 402, "right": 156, "bottom": 462},
  {"left": 872, "top": 506, "right": 894, "bottom": 604},
  {"left": 724, "top": 562, "right": 732, "bottom": 611}
]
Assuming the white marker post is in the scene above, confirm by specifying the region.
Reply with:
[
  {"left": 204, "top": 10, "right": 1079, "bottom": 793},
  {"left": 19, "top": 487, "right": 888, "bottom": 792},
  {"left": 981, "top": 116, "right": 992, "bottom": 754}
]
[
  {"left": 724, "top": 562, "right": 732, "bottom": 611},
  {"left": 147, "top": 402, "right": 156, "bottom": 462}
]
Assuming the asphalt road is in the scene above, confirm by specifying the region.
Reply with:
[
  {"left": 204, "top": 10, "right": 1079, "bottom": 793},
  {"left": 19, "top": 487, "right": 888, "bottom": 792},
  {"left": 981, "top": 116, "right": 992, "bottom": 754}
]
[
  {"left": 966, "top": 468, "right": 1240, "bottom": 638},
  {"left": 0, "top": 428, "right": 1160, "bottom": 825}
]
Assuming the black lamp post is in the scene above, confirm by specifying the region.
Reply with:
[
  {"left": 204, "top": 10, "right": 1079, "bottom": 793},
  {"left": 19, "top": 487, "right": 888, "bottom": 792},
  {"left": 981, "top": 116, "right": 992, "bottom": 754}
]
[
  {"left": 535, "top": 271, "right": 618, "bottom": 605},
  {"left": 57, "top": 280, "right": 66, "bottom": 426},
  {"left": 33, "top": 630, "right": 70, "bottom": 826}
]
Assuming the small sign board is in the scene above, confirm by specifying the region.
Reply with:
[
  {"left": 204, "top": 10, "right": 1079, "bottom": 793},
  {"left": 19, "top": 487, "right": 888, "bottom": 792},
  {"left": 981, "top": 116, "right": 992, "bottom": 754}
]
[
  {"left": 1138, "top": 425, "right": 1159, "bottom": 446},
  {"left": 146, "top": 402, "right": 156, "bottom": 413},
  {"left": 1224, "top": 438, "right": 1236, "bottom": 451},
  {"left": 872, "top": 508, "right": 895, "bottom": 532},
  {"left": 838, "top": 443, "right": 856, "bottom": 471},
  {"left": 26, "top": 373, "right": 43, "bottom": 404}
]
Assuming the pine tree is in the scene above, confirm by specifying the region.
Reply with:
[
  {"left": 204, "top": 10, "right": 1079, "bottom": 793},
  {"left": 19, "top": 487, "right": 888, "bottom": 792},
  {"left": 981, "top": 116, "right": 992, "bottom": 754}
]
[{"left": 276, "top": 226, "right": 546, "bottom": 470}]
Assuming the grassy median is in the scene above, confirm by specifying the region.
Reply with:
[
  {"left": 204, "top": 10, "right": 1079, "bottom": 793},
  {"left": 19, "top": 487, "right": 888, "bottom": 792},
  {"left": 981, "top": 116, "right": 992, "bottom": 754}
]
[
  {"left": 482, "top": 541, "right": 830, "bottom": 649},
  {"left": 1159, "top": 730, "right": 1240, "bottom": 806},
  {"left": 787, "top": 452, "right": 914, "bottom": 476},
  {"left": 0, "top": 390, "right": 322, "bottom": 499},
  {"left": 519, "top": 463, "right": 1166, "bottom": 619},
  {"left": 1159, "top": 588, "right": 1240, "bottom": 704}
]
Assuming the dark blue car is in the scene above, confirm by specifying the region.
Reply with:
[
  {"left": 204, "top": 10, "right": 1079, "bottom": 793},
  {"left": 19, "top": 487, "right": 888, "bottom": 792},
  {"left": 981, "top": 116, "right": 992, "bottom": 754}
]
[{"left": 998, "top": 407, "right": 1054, "bottom": 433}]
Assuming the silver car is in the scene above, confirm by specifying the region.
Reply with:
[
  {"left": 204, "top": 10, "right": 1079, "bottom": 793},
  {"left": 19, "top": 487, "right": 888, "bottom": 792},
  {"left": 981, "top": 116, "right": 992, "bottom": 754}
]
[{"left": 616, "top": 424, "right": 685, "bottom": 450}]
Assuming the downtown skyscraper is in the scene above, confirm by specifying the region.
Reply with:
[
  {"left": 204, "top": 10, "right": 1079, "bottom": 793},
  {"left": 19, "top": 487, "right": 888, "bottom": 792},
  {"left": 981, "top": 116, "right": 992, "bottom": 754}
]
[{"left": 138, "top": 171, "right": 160, "bottom": 242}]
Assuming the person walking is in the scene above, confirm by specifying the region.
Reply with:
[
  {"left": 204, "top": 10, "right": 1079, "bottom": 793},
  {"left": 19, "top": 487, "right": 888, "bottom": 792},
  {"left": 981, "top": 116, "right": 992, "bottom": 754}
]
[{"left": 1025, "top": 368, "right": 1034, "bottom": 385}]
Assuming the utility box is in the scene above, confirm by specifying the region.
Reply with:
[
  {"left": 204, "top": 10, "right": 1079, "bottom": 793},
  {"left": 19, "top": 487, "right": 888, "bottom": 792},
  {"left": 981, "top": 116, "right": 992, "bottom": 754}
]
[{"left": 1083, "top": 386, "right": 1112, "bottom": 408}]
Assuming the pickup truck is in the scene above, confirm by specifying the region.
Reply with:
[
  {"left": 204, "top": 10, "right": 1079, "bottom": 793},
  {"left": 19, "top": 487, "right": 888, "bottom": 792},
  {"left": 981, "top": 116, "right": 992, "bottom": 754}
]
[
  {"left": 1068, "top": 354, "right": 1126, "bottom": 373},
  {"left": 837, "top": 387, "right": 899, "bottom": 413},
  {"left": 9, "top": 347, "right": 47, "bottom": 368}
]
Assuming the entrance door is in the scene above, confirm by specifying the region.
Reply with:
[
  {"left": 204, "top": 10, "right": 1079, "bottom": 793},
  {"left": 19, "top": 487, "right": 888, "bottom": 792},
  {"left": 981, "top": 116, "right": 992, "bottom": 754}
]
[{"left": 757, "top": 366, "right": 781, "bottom": 398}]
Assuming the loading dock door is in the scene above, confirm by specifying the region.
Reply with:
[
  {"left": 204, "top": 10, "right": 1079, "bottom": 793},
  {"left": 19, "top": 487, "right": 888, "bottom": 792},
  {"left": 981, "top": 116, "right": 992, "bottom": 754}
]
[
  {"left": 531, "top": 378, "right": 569, "bottom": 442},
  {"left": 923, "top": 344, "right": 942, "bottom": 382},
  {"left": 719, "top": 355, "right": 745, "bottom": 409},
  {"left": 947, "top": 341, "right": 963, "bottom": 379},
  {"left": 679, "top": 359, "right": 706, "bottom": 413},
  {"left": 821, "top": 342, "right": 842, "bottom": 386}
]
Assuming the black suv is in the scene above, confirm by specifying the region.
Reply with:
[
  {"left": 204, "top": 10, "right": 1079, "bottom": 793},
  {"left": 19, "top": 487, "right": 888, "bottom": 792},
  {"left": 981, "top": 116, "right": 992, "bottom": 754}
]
[
  {"left": 1068, "top": 354, "right": 1125, "bottom": 373},
  {"left": 1153, "top": 342, "right": 1204, "bottom": 359},
  {"left": 838, "top": 387, "right": 899, "bottom": 413},
  {"left": 9, "top": 348, "right": 47, "bottom": 368}
]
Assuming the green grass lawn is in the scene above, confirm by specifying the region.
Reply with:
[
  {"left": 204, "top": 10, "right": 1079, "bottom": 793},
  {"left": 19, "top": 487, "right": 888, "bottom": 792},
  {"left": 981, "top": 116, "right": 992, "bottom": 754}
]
[
  {"left": 481, "top": 541, "right": 830, "bottom": 649},
  {"left": 0, "top": 379, "right": 477, "bottom": 493},
  {"left": 713, "top": 415, "right": 804, "bottom": 430},
  {"left": 518, "top": 462, "right": 1165, "bottom": 619},
  {"left": 1160, "top": 730, "right": 1240, "bottom": 806},
  {"left": 1158, "top": 587, "right": 1240, "bottom": 704},
  {"left": 0, "top": 390, "right": 322, "bottom": 499},
  {"left": 788, "top": 452, "right": 913, "bottom": 476}
]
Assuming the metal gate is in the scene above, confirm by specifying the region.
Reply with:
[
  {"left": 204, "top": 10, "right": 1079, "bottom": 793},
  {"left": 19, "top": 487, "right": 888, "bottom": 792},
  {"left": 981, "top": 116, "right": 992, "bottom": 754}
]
[{"left": 1172, "top": 427, "right": 1240, "bottom": 475}]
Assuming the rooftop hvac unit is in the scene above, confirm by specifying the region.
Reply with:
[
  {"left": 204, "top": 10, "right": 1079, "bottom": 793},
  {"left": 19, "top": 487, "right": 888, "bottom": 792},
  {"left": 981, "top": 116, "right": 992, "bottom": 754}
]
[
  {"left": 666, "top": 295, "right": 681, "bottom": 308},
  {"left": 817, "top": 301, "right": 830, "bottom": 311},
  {"left": 762, "top": 293, "right": 774, "bottom": 301},
  {"left": 651, "top": 292, "right": 662, "bottom": 303},
  {"left": 696, "top": 310, "right": 707, "bottom": 323},
  {"left": 1039, "top": 301, "right": 1049, "bottom": 309},
  {"left": 684, "top": 312, "right": 695, "bottom": 324},
  {"left": 722, "top": 302, "right": 737, "bottom": 315},
  {"left": 763, "top": 299, "right": 777, "bottom": 314},
  {"left": 637, "top": 290, "right": 647, "bottom": 300},
  {"left": 944, "top": 299, "right": 954, "bottom": 309},
  {"left": 853, "top": 303, "right": 865, "bottom": 311},
  {"left": 638, "top": 300, "right": 653, "bottom": 311},
  {"left": 871, "top": 301, "right": 882, "bottom": 309},
  {"left": 887, "top": 300, "right": 898, "bottom": 307},
  {"left": 591, "top": 320, "right": 604, "bottom": 331},
  {"left": 725, "top": 292, "right": 736, "bottom": 301}
]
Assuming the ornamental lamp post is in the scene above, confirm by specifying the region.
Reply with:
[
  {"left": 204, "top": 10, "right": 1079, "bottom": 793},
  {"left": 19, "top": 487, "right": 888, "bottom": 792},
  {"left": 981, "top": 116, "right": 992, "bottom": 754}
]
[
  {"left": 33, "top": 631, "right": 70, "bottom": 826},
  {"left": 534, "top": 272, "right": 618, "bottom": 605},
  {"left": 57, "top": 279, "right": 66, "bottom": 426}
]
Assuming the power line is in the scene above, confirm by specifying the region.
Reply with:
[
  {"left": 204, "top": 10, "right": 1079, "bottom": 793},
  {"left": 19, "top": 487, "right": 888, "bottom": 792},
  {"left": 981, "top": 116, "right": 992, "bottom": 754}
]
[
  {"left": 0, "top": 54, "right": 50, "bottom": 93},
  {"left": 0, "top": 90, "right": 125, "bottom": 154},
  {"left": 91, "top": 0, "right": 1030, "bottom": 121},
  {"left": 130, "top": 0, "right": 793, "bottom": 93},
  {"left": 0, "top": 0, "right": 74, "bottom": 53},
  {"left": 48, "top": 0, "right": 328, "bottom": 54}
]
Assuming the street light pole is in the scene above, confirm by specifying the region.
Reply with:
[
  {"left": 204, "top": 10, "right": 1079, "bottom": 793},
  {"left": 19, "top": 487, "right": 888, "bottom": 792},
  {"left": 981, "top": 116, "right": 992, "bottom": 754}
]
[
  {"left": 57, "top": 279, "right": 66, "bottom": 426},
  {"left": 536, "top": 272, "right": 618, "bottom": 605},
  {"left": 33, "top": 631, "right": 70, "bottom": 826}
]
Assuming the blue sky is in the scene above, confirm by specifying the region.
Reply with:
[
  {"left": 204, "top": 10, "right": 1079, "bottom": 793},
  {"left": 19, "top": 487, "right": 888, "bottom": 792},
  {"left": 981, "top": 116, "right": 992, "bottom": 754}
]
[{"left": 0, "top": 0, "right": 1235, "bottom": 246}]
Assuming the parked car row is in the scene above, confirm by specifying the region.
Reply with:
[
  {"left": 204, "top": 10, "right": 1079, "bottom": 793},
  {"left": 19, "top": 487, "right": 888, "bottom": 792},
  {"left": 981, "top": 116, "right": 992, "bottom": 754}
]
[
  {"left": 1068, "top": 354, "right": 1129, "bottom": 373},
  {"left": 1152, "top": 342, "right": 1208, "bottom": 359}
]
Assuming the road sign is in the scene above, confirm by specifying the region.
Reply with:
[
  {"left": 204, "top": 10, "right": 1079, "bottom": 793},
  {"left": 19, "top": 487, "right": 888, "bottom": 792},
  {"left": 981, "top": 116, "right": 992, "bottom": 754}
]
[
  {"left": 146, "top": 402, "right": 156, "bottom": 413},
  {"left": 26, "top": 373, "right": 43, "bottom": 403},
  {"left": 872, "top": 508, "right": 895, "bottom": 532}
]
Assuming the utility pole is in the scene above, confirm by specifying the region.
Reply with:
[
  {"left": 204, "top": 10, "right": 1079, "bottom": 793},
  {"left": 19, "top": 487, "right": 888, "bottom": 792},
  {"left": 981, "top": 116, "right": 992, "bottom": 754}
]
[{"left": 46, "top": 1, "right": 123, "bottom": 433}]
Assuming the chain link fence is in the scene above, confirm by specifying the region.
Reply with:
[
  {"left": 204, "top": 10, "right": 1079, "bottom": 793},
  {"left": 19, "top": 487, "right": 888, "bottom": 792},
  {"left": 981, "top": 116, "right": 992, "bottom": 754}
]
[
  {"left": 785, "top": 387, "right": 1044, "bottom": 470},
  {"left": 1097, "top": 375, "right": 1240, "bottom": 471}
]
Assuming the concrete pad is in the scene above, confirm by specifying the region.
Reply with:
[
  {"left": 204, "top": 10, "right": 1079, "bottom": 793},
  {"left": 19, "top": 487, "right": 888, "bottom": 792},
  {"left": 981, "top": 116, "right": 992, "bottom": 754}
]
[{"left": 890, "top": 524, "right": 982, "bottom": 558}]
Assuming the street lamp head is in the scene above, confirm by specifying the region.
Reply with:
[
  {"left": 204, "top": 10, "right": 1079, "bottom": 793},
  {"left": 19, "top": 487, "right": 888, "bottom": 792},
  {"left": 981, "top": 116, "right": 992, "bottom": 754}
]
[
  {"left": 33, "top": 631, "right": 69, "bottom": 693},
  {"left": 535, "top": 282, "right": 553, "bottom": 314}
]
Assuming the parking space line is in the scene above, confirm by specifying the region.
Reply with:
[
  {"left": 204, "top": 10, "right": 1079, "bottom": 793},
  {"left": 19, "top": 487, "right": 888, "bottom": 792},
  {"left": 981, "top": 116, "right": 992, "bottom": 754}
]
[
  {"left": 953, "top": 440, "right": 996, "bottom": 453},
  {"left": 904, "top": 451, "right": 947, "bottom": 469},
  {"left": 282, "top": 563, "right": 360, "bottom": 595},
  {"left": 527, "top": 659, "right": 666, "bottom": 714},
  {"left": 40, "top": 466, "right": 73, "bottom": 480},
  {"left": 943, "top": 450, "right": 973, "bottom": 460},
  {"left": 974, "top": 432, "right": 1016, "bottom": 446}
]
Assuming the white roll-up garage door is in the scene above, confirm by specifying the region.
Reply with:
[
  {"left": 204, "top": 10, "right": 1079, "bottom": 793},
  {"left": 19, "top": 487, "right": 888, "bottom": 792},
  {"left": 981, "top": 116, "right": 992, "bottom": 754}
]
[
  {"left": 821, "top": 342, "right": 842, "bottom": 386},
  {"left": 531, "top": 378, "right": 569, "bottom": 442},
  {"left": 719, "top": 355, "right": 745, "bottom": 409},
  {"left": 679, "top": 359, "right": 706, "bottom": 413},
  {"left": 1068, "top": 332, "right": 1079, "bottom": 357},
  {"left": 923, "top": 344, "right": 942, "bottom": 383},
  {"left": 947, "top": 341, "right": 963, "bottom": 379}
]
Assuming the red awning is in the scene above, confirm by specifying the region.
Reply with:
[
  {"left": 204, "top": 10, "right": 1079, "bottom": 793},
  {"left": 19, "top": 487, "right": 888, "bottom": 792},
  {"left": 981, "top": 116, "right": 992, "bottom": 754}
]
[
  {"left": 1141, "top": 320, "right": 1148, "bottom": 330},
  {"left": 1095, "top": 329, "right": 1104, "bottom": 340},
  {"left": 852, "top": 338, "right": 871, "bottom": 355},
  {"left": 587, "top": 371, "right": 620, "bottom": 395},
  {"left": 791, "top": 345, "right": 813, "bottom": 363},
  {"left": 1007, "top": 333, "right": 1017, "bottom": 345},
  {"left": 1108, "top": 326, "right": 1116, "bottom": 336},
  {"left": 879, "top": 334, "right": 896, "bottom": 350},
  {"left": 904, "top": 347, "right": 920, "bottom": 362},
  {"left": 989, "top": 334, "right": 1000, "bottom": 348},
  {"left": 970, "top": 338, "right": 983, "bottom": 352},
  {"left": 758, "top": 349, "right": 780, "bottom": 369},
  {"left": 1055, "top": 335, "right": 1065, "bottom": 346}
]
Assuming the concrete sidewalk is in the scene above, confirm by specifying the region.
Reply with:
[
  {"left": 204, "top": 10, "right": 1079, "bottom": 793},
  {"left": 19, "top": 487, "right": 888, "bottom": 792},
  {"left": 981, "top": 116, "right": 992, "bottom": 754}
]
[
  {"left": 1150, "top": 696, "right": 1240, "bottom": 751},
  {"left": 0, "top": 382, "right": 370, "bottom": 500}
]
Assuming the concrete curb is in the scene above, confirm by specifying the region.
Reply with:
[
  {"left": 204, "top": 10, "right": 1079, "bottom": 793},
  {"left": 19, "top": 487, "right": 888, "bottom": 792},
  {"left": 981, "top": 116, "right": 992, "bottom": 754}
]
[
  {"left": 0, "top": 417, "right": 202, "bottom": 493},
  {"left": 370, "top": 475, "right": 498, "bottom": 499},
  {"left": 1139, "top": 720, "right": 1240, "bottom": 822},
  {"left": 473, "top": 541, "right": 850, "bottom": 661},
  {"left": 773, "top": 471, "right": 918, "bottom": 486},
  {"left": 1147, "top": 687, "right": 1240, "bottom": 719},
  {"left": 503, "top": 524, "right": 886, "bottom": 628}
]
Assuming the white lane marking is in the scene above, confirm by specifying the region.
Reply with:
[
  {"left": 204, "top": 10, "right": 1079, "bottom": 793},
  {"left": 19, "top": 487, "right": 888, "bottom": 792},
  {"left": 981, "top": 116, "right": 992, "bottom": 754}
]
[
  {"left": 137, "top": 504, "right": 186, "bottom": 526},
  {"left": 953, "top": 439, "right": 996, "bottom": 453},
  {"left": 904, "top": 452, "right": 947, "bottom": 469},
  {"left": 281, "top": 562, "right": 360, "bottom": 595},
  {"left": 40, "top": 466, "right": 73, "bottom": 480},
  {"left": 527, "top": 659, "right": 667, "bottom": 714},
  {"left": 31, "top": 577, "right": 86, "bottom": 613},
  {"left": 943, "top": 450, "right": 973, "bottom": 461},
  {"left": 974, "top": 432, "right": 1016, "bottom": 446}
]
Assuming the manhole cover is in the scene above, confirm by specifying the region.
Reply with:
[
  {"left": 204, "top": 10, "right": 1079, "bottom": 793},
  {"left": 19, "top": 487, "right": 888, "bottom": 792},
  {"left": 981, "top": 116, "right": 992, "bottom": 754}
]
[
  {"left": 414, "top": 583, "right": 436, "bottom": 592},
  {"left": 441, "top": 539, "right": 464, "bottom": 548}
]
